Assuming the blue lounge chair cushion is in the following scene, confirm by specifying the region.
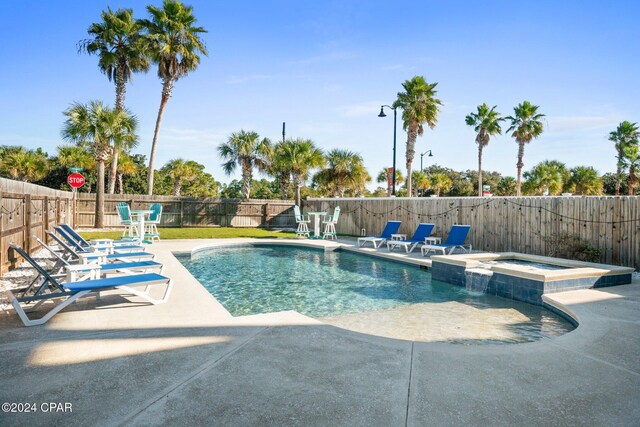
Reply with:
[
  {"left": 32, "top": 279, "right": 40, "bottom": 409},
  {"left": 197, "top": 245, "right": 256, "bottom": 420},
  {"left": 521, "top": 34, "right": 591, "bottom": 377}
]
[
  {"left": 106, "top": 252, "right": 154, "bottom": 259},
  {"left": 65, "top": 273, "right": 168, "bottom": 292},
  {"left": 99, "top": 261, "right": 161, "bottom": 271}
]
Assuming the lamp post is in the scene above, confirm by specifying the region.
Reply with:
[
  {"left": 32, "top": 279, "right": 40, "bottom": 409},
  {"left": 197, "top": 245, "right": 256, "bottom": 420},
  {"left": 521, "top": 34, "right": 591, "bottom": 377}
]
[
  {"left": 378, "top": 105, "right": 398, "bottom": 195},
  {"left": 420, "top": 150, "right": 433, "bottom": 172}
]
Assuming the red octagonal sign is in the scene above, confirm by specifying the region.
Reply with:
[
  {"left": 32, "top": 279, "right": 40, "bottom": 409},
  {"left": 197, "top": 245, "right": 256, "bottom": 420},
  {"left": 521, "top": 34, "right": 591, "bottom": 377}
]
[{"left": 67, "top": 173, "right": 85, "bottom": 189}]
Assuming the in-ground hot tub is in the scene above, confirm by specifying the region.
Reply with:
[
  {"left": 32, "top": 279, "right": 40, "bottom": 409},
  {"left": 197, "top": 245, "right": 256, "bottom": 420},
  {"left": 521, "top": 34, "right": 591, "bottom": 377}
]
[{"left": 431, "top": 252, "right": 634, "bottom": 305}]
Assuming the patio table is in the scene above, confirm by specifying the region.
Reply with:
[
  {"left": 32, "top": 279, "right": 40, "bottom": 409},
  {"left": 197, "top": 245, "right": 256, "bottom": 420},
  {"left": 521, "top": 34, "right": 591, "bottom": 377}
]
[
  {"left": 131, "top": 209, "right": 153, "bottom": 243},
  {"left": 306, "top": 212, "right": 327, "bottom": 239}
]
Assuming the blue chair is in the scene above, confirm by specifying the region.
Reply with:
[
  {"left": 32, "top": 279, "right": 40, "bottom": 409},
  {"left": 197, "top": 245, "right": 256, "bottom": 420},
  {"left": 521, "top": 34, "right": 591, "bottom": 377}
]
[
  {"left": 387, "top": 223, "right": 435, "bottom": 253},
  {"left": 116, "top": 202, "right": 138, "bottom": 238},
  {"left": 59, "top": 224, "right": 143, "bottom": 251},
  {"left": 48, "top": 230, "right": 155, "bottom": 265},
  {"left": 357, "top": 221, "right": 402, "bottom": 248},
  {"left": 145, "top": 203, "right": 163, "bottom": 241},
  {"left": 421, "top": 225, "right": 472, "bottom": 256},
  {"left": 6, "top": 243, "right": 172, "bottom": 327},
  {"left": 35, "top": 236, "right": 164, "bottom": 281},
  {"left": 54, "top": 226, "right": 143, "bottom": 255}
]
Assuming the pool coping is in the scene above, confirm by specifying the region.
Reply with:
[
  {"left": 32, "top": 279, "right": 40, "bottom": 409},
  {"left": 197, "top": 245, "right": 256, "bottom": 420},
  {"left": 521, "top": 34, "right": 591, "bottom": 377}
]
[{"left": 1, "top": 237, "right": 639, "bottom": 425}]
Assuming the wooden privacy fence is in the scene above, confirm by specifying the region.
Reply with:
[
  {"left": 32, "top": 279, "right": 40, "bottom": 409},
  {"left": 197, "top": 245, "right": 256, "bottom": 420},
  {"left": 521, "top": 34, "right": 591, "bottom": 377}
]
[
  {"left": 305, "top": 196, "right": 640, "bottom": 269},
  {"left": 0, "top": 178, "right": 74, "bottom": 274},
  {"left": 76, "top": 194, "right": 295, "bottom": 228}
]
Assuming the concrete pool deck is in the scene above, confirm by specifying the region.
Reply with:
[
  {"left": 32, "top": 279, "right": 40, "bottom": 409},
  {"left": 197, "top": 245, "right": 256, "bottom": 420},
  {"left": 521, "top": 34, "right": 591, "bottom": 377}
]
[{"left": 0, "top": 238, "right": 639, "bottom": 426}]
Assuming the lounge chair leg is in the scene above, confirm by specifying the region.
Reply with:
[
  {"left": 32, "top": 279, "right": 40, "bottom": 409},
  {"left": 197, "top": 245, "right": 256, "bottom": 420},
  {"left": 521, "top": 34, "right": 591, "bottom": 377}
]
[
  {"left": 8, "top": 290, "right": 90, "bottom": 327},
  {"left": 119, "top": 279, "right": 173, "bottom": 305}
]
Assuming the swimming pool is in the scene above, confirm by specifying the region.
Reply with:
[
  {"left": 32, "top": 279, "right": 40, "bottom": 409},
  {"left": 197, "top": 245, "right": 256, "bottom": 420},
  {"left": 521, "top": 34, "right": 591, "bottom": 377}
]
[{"left": 175, "top": 245, "right": 574, "bottom": 344}]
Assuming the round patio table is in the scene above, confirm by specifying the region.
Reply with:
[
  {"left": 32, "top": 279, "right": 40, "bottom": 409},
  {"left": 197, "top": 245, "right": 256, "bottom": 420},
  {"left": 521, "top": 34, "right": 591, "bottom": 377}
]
[
  {"left": 306, "top": 212, "right": 327, "bottom": 239},
  {"left": 130, "top": 209, "right": 153, "bottom": 243}
]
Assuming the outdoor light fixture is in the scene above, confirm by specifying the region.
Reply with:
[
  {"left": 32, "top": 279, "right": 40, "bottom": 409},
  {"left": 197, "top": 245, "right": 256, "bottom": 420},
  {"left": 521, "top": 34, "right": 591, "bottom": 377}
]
[
  {"left": 378, "top": 105, "right": 397, "bottom": 195},
  {"left": 420, "top": 150, "right": 433, "bottom": 172}
]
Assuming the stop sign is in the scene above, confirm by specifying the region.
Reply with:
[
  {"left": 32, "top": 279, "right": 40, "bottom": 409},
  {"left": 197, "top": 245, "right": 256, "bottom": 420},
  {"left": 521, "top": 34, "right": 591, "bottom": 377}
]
[{"left": 67, "top": 173, "right": 85, "bottom": 189}]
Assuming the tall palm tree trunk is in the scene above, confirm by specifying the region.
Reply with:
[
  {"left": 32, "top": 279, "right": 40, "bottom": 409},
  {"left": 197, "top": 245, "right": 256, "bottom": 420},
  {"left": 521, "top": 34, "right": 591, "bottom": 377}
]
[
  {"left": 173, "top": 178, "right": 182, "bottom": 196},
  {"left": 95, "top": 160, "right": 105, "bottom": 228},
  {"left": 292, "top": 174, "right": 302, "bottom": 206},
  {"left": 242, "top": 160, "right": 252, "bottom": 199},
  {"left": 478, "top": 143, "right": 484, "bottom": 197},
  {"left": 147, "top": 78, "right": 173, "bottom": 195},
  {"left": 109, "top": 150, "right": 120, "bottom": 194},
  {"left": 118, "top": 173, "right": 124, "bottom": 194},
  {"left": 279, "top": 173, "right": 290, "bottom": 200},
  {"left": 109, "top": 68, "right": 127, "bottom": 194},
  {"left": 516, "top": 141, "right": 525, "bottom": 196},
  {"left": 615, "top": 149, "right": 623, "bottom": 196},
  {"left": 629, "top": 166, "right": 637, "bottom": 195},
  {"left": 406, "top": 126, "right": 418, "bottom": 196}
]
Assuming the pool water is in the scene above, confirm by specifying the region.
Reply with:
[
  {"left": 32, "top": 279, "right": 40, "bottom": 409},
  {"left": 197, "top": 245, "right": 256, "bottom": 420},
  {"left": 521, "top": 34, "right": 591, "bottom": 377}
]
[
  {"left": 493, "top": 259, "right": 568, "bottom": 270},
  {"left": 175, "top": 245, "right": 574, "bottom": 344}
]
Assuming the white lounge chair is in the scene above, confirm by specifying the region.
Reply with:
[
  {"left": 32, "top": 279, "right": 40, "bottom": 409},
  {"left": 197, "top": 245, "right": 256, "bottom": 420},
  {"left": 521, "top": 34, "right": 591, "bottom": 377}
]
[
  {"left": 6, "top": 243, "right": 172, "bottom": 327},
  {"left": 357, "top": 221, "right": 401, "bottom": 248},
  {"left": 387, "top": 223, "right": 435, "bottom": 253},
  {"left": 421, "top": 225, "right": 472, "bottom": 256}
]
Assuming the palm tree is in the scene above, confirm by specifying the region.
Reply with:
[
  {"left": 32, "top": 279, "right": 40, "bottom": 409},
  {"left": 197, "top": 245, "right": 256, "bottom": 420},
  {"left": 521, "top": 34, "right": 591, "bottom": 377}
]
[
  {"left": 496, "top": 176, "right": 517, "bottom": 196},
  {"left": 218, "top": 130, "right": 272, "bottom": 199},
  {"left": 608, "top": 121, "right": 639, "bottom": 195},
  {"left": 622, "top": 144, "right": 640, "bottom": 195},
  {"left": 271, "top": 138, "right": 325, "bottom": 205},
  {"left": 376, "top": 168, "right": 404, "bottom": 196},
  {"left": 141, "top": 0, "right": 208, "bottom": 195},
  {"left": 313, "top": 149, "right": 371, "bottom": 197},
  {"left": 565, "top": 166, "right": 603, "bottom": 195},
  {"left": 116, "top": 152, "right": 138, "bottom": 194},
  {"left": 411, "top": 170, "right": 431, "bottom": 197},
  {"left": 393, "top": 75, "right": 442, "bottom": 196},
  {"left": 522, "top": 160, "right": 569, "bottom": 195},
  {"left": 161, "top": 158, "right": 201, "bottom": 196},
  {"left": 57, "top": 145, "right": 97, "bottom": 192},
  {"left": 269, "top": 141, "right": 293, "bottom": 200},
  {"left": 62, "top": 101, "right": 138, "bottom": 228},
  {"left": 427, "top": 172, "right": 452, "bottom": 197},
  {"left": 0, "top": 147, "right": 49, "bottom": 182},
  {"left": 505, "top": 101, "right": 545, "bottom": 196},
  {"left": 465, "top": 104, "right": 504, "bottom": 196},
  {"left": 79, "top": 7, "right": 149, "bottom": 194}
]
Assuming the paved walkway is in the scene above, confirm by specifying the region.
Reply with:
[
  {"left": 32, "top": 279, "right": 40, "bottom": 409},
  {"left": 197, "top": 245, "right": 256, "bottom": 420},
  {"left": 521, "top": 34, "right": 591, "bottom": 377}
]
[{"left": 0, "top": 239, "right": 638, "bottom": 426}]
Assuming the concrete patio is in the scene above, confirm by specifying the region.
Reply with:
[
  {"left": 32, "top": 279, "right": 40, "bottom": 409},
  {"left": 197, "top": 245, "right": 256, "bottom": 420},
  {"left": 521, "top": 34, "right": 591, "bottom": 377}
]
[{"left": 1, "top": 238, "right": 638, "bottom": 426}]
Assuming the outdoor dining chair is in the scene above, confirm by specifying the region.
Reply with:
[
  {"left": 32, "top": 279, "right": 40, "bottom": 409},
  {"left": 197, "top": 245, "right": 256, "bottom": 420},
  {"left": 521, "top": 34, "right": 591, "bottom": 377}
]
[
  {"left": 116, "top": 202, "right": 138, "bottom": 238},
  {"left": 145, "top": 203, "right": 163, "bottom": 241},
  {"left": 322, "top": 206, "right": 340, "bottom": 240}
]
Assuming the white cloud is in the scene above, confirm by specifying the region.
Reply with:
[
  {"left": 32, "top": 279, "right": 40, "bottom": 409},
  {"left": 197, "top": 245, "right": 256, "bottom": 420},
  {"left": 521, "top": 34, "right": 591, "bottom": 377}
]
[{"left": 547, "top": 114, "right": 622, "bottom": 133}]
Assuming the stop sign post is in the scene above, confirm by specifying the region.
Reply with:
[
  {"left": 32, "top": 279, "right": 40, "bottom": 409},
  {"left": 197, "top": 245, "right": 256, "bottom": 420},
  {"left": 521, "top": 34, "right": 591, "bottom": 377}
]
[{"left": 67, "top": 173, "right": 85, "bottom": 189}]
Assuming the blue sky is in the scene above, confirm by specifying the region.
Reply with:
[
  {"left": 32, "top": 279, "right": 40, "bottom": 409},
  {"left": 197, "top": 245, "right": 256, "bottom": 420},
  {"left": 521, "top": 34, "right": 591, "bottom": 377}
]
[{"left": 1, "top": 0, "right": 639, "bottom": 189}]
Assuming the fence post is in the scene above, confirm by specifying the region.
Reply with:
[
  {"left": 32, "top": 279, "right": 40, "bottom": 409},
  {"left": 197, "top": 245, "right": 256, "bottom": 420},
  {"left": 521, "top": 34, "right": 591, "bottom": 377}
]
[
  {"left": 24, "top": 194, "right": 31, "bottom": 254},
  {"left": 180, "top": 200, "right": 184, "bottom": 227},
  {"left": 262, "top": 203, "right": 269, "bottom": 226},
  {"left": 43, "top": 196, "right": 49, "bottom": 242}
]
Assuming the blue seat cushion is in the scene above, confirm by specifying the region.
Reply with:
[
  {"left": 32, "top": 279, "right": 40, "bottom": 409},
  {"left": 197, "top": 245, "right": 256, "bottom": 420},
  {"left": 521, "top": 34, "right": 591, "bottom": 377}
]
[
  {"left": 100, "top": 261, "right": 161, "bottom": 271},
  {"left": 65, "top": 273, "right": 168, "bottom": 291}
]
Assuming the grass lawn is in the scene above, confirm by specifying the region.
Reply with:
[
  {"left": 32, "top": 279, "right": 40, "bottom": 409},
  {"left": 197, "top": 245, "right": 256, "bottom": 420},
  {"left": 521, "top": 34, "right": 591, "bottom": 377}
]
[{"left": 80, "top": 227, "right": 297, "bottom": 241}]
